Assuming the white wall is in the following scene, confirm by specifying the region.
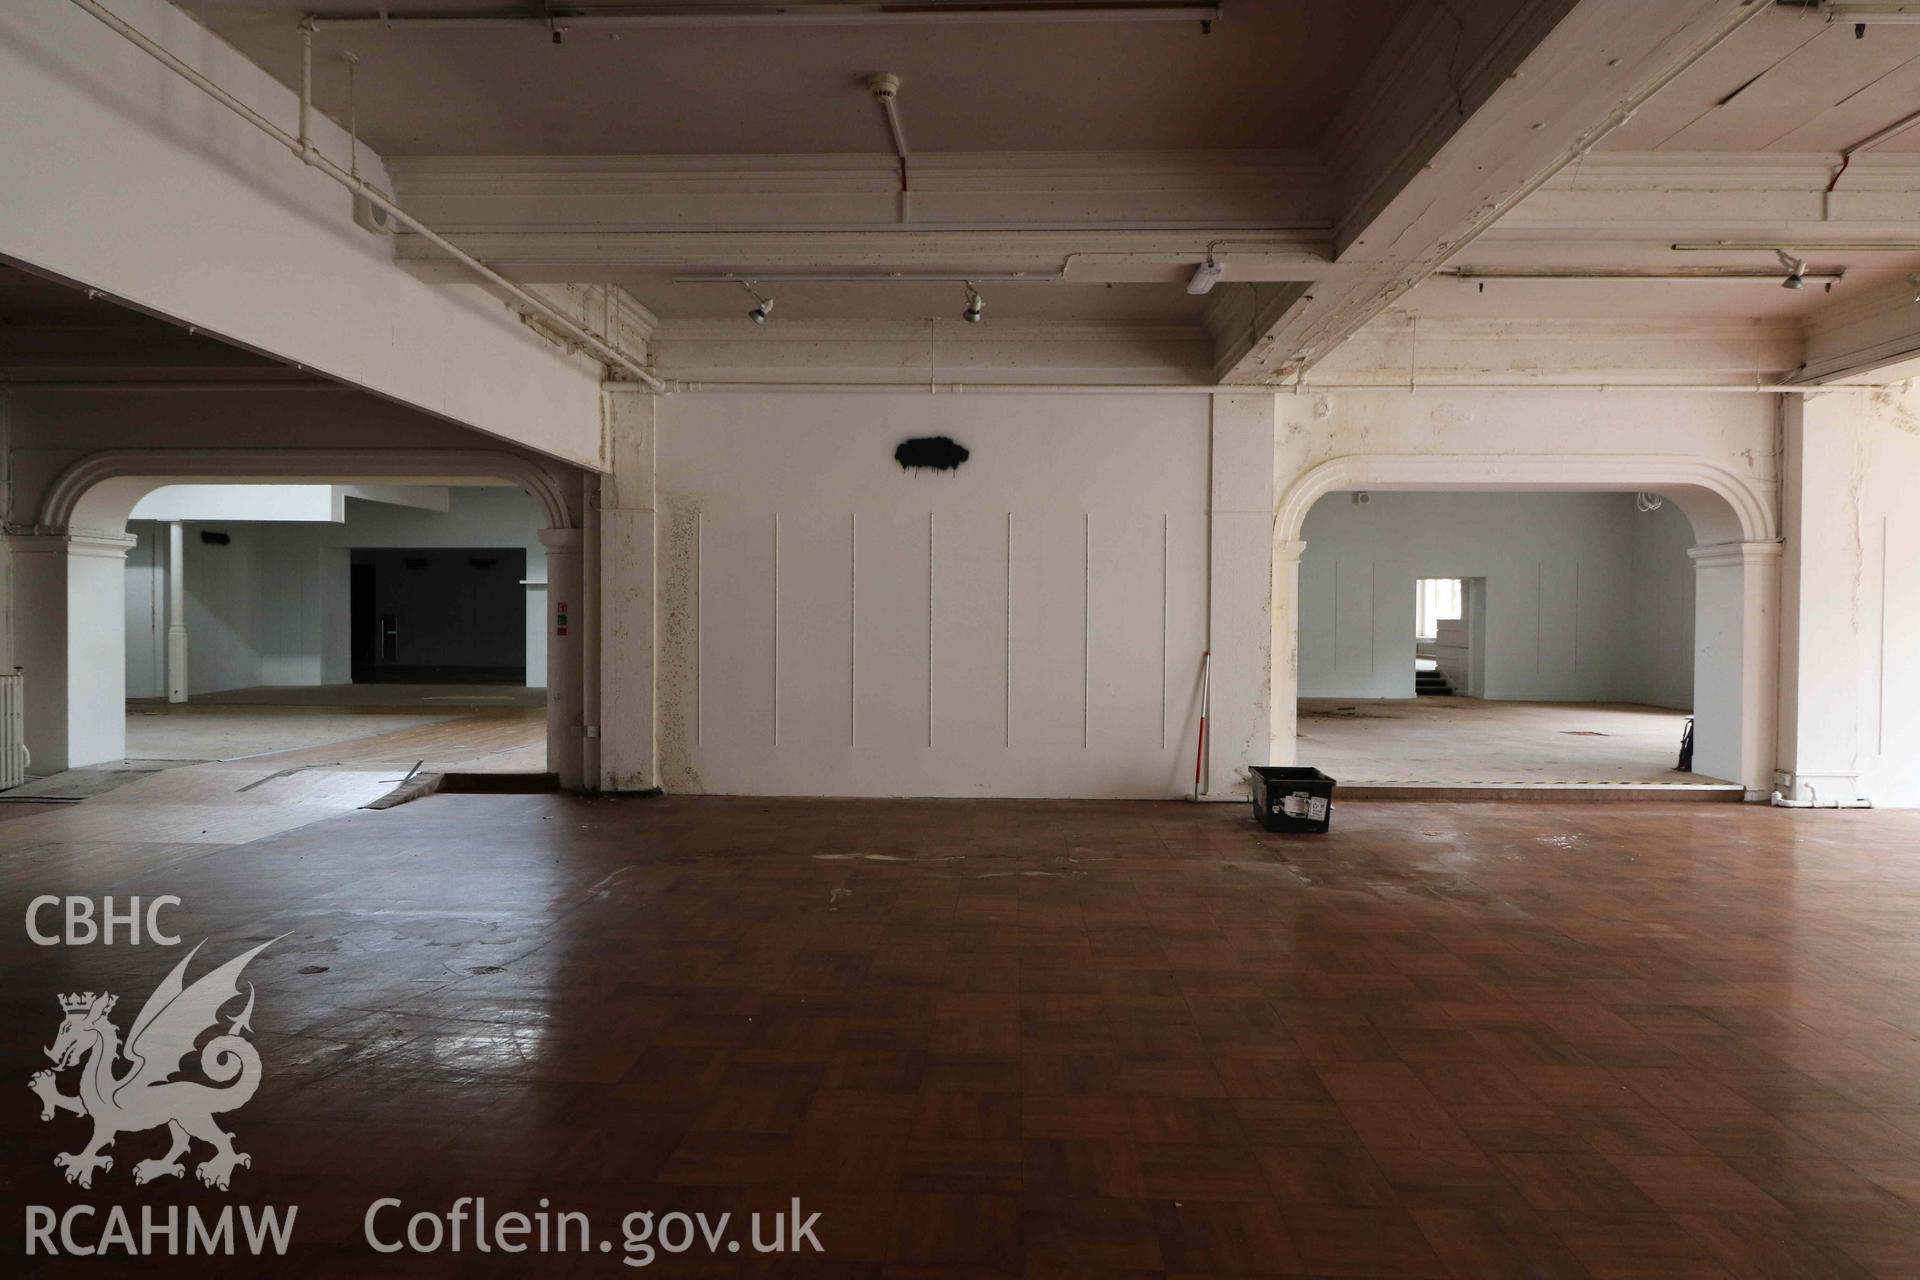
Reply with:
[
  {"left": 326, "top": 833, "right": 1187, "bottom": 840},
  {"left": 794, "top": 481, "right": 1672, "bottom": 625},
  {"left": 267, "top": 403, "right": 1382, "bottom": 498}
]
[
  {"left": 1626, "top": 499, "right": 1696, "bottom": 710},
  {"left": 1297, "top": 491, "right": 1697, "bottom": 705},
  {"left": 131, "top": 485, "right": 339, "bottom": 523},
  {"left": 655, "top": 392, "right": 1213, "bottom": 798},
  {"left": 1779, "top": 387, "right": 1920, "bottom": 807},
  {"left": 1299, "top": 492, "right": 1637, "bottom": 701},
  {"left": 123, "top": 486, "right": 548, "bottom": 696},
  {"left": 124, "top": 526, "right": 164, "bottom": 699},
  {"left": 123, "top": 521, "right": 331, "bottom": 695}
]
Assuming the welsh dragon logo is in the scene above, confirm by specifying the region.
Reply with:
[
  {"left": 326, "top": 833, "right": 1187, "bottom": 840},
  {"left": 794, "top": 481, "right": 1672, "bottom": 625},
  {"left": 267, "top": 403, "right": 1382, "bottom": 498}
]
[{"left": 28, "top": 939, "right": 277, "bottom": 1190}]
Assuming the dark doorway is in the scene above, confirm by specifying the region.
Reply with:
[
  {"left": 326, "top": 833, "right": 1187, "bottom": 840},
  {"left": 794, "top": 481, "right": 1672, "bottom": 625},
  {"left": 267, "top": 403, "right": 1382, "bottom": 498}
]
[
  {"left": 348, "top": 547, "right": 527, "bottom": 684},
  {"left": 349, "top": 561, "right": 376, "bottom": 670}
]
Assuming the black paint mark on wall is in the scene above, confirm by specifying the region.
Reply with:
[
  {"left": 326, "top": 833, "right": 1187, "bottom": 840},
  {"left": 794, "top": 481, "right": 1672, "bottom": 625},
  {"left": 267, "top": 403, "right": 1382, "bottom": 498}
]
[{"left": 895, "top": 436, "right": 970, "bottom": 472}]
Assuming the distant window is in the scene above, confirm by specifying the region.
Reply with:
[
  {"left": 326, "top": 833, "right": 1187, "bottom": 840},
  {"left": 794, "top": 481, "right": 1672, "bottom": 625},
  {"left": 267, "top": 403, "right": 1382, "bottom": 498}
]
[{"left": 1416, "top": 578, "right": 1462, "bottom": 640}]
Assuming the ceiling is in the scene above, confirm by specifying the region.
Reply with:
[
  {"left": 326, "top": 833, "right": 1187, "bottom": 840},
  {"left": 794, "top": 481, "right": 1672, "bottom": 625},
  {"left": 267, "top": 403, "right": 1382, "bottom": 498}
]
[
  {"left": 626, "top": 278, "right": 1206, "bottom": 322},
  {"left": 1599, "top": 6, "right": 1920, "bottom": 153},
  {"left": 1405, "top": 6, "right": 1920, "bottom": 329},
  {"left": 125, "top": 3, "right": 1920, "bottom": 379},
  {"left": 0, "top": 262, "right": 299, "bottom": 382},
  {"left": 0, "top": 265, "right": 168, "bottom": 327},
  {"left": 180, "top": 0, "right": 1409, "bottom": 155}
]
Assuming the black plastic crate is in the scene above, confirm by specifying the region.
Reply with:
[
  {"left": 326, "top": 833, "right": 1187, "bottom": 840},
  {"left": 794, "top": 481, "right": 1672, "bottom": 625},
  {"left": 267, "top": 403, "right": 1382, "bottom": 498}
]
[{"left": 1250, "top": 766, "right": 1336, "bottom": 834}]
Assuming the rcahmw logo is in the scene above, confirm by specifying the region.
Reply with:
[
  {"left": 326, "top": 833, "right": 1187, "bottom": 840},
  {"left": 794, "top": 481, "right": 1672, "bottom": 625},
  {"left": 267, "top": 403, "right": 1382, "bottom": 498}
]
[{"left": 24, "top": 938, "right": 298, "bottom": 1259}]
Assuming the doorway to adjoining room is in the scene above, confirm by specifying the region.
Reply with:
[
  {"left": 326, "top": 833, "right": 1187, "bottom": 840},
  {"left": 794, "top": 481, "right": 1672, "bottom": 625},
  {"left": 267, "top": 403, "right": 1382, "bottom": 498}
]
[{"left": 1296, "top": 491, "right": 1728, "bottom": 792}]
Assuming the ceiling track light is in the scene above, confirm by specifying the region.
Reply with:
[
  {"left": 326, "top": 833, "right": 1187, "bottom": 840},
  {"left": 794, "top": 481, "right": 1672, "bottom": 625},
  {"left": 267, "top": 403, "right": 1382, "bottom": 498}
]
[
  {"left": 305, "top": 3, "right": 1225, "bottom": 31},
  {"left": 740, "top": 280, "right": 773, "bottom": 324},
  {"left": 677, "top": 272, "right": 1063, "bottom": 285},
  {"left": 1674, "top": 241, "right": 1920, "bottom": 252},
  {"left": 1814, "top": 2, "right": 1920, "bottom": 24},
  {"left": 962, "top": 282, "right": 984, "bottom": 324},
  {"left": 1444, "top": 267, "right": 1844, "bottom": 285},
  {"left": 1776, "top": 249, "right": 1808, "bottom": 290}
]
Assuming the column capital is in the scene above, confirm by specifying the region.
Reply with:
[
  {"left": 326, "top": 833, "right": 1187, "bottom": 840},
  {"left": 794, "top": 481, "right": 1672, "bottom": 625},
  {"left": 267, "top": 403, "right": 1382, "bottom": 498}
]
[
  {"left": 1688, "top": 540, "right": 1783, "bottom": 571},
  {"left": 1273, "top": 539, "right": 1307, "bottom": 564},
  {"left": 537, "top": 527, "right": 584, "bottom": 553}
]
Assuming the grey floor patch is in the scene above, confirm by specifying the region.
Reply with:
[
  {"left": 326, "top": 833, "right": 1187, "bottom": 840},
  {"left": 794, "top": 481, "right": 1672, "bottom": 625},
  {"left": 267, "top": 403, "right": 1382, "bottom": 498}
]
[
  {"left": 0, "top": 759, "right": 182, "bottom": 802},
  {"left": 126, "top": 710, "right": 455, "bottom": 761}
]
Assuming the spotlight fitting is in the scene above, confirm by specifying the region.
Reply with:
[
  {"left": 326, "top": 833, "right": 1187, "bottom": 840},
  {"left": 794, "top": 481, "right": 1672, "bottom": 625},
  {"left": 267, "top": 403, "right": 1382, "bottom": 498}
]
[
  {"left": 741, "top": 280, "right": 773, "bottom": 324},
  {"left": 1776, "top": 250, "right": 1808, "bottom": 290},
  {"left": 962, "top": 282, "right": 984, "bottom": 324}
]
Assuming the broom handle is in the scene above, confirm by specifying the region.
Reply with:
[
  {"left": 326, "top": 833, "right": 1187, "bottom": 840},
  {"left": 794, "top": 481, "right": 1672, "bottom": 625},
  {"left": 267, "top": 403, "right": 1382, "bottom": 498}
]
[{"left": 1193, "top": 650, "right": 1211, "bottom": 799}]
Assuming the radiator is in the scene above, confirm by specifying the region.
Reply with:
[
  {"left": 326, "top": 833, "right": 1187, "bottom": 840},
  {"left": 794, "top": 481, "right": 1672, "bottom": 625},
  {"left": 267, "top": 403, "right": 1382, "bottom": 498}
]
[{"left": 0, "top": 671, "right": 25, "bottom": 790}]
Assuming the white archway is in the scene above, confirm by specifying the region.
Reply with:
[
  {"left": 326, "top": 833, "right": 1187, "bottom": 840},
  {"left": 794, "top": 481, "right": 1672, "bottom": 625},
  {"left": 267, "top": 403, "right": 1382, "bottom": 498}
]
[
  {"left": 18, "top": 448, "right": 587, "bottom": 785},
  {"left": 1271, "top": 453, "right": 1779, "bottom": 794},
  {"left": 1275, "top": 453, "right": 1776, "bottom": 546},
  {"left": 38, "top": 448, "right": 575, "bottom": 534}
]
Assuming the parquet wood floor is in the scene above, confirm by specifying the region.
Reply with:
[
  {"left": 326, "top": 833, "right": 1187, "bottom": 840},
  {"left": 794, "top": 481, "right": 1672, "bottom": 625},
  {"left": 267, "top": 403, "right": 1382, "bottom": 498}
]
[{"left": 4, "top": 795, "right": 1918, "bottom": 1277}]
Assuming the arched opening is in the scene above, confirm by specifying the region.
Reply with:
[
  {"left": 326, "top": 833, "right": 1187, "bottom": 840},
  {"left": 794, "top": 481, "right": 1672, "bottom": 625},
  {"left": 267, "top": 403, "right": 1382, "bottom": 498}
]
[
  {"left": 1273, "top": 455, "right": 1779, "bottom": 795},
  {"left": 19, "top": 449, "right": 584, "bottom": 788}
]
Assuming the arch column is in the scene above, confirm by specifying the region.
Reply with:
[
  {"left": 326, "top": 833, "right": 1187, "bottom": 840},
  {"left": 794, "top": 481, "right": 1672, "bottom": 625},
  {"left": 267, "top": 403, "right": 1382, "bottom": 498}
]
[
  {"left": 538, "top": 527, "right": 586, "bottom": 791},
  {"left": 8, "top": 530, "right": 137, "bottom": 774},
  {"left": 594, "top": 388, "right": 658, "bottom": 793},
  {"left": 1687, "top": 540, "right": 1780, "bottom": 796},
  {"left": 165, "top": 521, "right": 189, "bottom": 703},
  {"left": 1270, "top": 539, "right": 1307, "bottom": 768}
]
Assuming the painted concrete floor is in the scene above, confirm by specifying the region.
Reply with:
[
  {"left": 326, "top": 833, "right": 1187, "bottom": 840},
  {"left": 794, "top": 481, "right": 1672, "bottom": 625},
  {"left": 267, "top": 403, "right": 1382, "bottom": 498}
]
[
  {"left": 1, "top": 688, "right": 548, "bottom": 808},
  {"left": 139, "top": 681, "right": 545, "bottom": 710},
  {"left": 125, "top": 707, "right": 456, "bottom": 761},
  {"left": 1297, "top": 697, "right": 1723, "bottom": 785},
  {"left": 121, "top": 683, "right": 545, "bottom": 765}
]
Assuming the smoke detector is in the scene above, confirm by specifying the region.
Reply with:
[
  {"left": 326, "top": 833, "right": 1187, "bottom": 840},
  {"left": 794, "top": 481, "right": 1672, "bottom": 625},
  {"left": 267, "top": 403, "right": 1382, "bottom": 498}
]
[{"left": 866, "top": 72, "right": 901, "bottom": 102}]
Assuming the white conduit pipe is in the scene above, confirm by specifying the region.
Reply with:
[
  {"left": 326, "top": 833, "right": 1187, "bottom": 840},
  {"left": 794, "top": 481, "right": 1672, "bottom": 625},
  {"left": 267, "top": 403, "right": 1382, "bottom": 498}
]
[
  {"left": 881, "top": 92, "right": 909, "bottom": 224},
  {"left": 1827, "top": 104, "right": 1920, "bottom": 194},
  {"left": 306, "top": 4, "right": 1225, "bottom": 31},
  {"left": 863, "top": 73, "right": 911, "bottom": 223},
  {"left": 3, "top": 380, "right": 357, "bottom": 392},
  {"left": 668, "top": 382, "right": 1880, "bottom": 395},
  {"left": 67, "top": 0, "right": 665, "bottom": 393},
  {"left": 1771, "top": 785, "right": 1873, "bottom": 810}
]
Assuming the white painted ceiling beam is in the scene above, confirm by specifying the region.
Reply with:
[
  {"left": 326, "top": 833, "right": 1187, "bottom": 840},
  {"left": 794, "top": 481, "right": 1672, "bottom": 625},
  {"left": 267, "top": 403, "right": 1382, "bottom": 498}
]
[
  {"left": 1490, "top": 153, "right": 1920, "bottom": 243},
  {"left": 1217, "top": 0, "right": 1769, "bottom": 385},
  {"left": 647, "top": 310, "right": 1806, "bottom": 389},
  {"left": 0, "top": 0, "right": 611, "bottom": 468},
  {"left": 653, "top": 318, "right": 1212, "bottom": 384},
  {"left": 1799, "top": 274, "right": 1920, "bottom": 382},
  {"left": 387, "top": 152, "right": 1334, "bottom": 236},
  {"left": 1313, "top": 314, "right": 1805, "bottom": 387},
  {"left": 391, "top": 229, "right": 1331, "bottom": 285}
]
